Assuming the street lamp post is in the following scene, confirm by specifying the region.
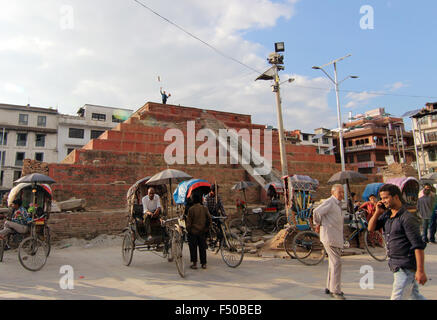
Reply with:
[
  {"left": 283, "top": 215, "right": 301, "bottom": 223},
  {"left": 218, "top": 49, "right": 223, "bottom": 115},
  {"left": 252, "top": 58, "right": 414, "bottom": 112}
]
[{"left": 313, "top": 54, "right": 358, "bottom": 203}]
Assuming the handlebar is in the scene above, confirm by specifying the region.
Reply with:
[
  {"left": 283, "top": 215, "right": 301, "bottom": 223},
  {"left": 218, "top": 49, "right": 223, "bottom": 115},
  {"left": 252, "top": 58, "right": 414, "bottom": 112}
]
[{"left": 212, "top": 216, "right": 227, "bottom": 220}]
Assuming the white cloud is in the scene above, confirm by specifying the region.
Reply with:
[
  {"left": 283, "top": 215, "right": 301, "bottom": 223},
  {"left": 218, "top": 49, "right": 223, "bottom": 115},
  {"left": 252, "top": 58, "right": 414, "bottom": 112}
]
[
  {"left": 344, "top": 91, "right": 381, "bottom": 109},
  {"left": 0, "top": 0, "right": 346, "bottom": 132},
  {"left": 387, "top": 81, "right": 408, "bottom": 91}
]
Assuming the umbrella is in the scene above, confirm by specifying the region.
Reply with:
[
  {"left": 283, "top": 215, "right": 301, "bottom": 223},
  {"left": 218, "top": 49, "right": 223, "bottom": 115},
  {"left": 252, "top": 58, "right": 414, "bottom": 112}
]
[
  {"left": 146, "top": 169, "right": 192, "bottom": 209},
  {"left": 361, "top": 183, "right": 384, "bottom": 201},
  {"left": 231, "top": 181, "right": 256, "bottom": 202},
  {"left": 327, "top": 171, "right": 368, "bottom": 185},
  {"left": 14, "top": 173, "right": 56, "bottom": 185}
]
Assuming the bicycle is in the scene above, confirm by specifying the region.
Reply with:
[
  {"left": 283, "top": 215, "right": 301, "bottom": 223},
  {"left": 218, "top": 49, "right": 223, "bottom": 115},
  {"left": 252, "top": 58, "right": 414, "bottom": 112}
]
[
  {"left": 345, "top": 210, "right": 387, "bottom": 262},
  {"left": 229, "top": 205, "right": 285, "bottom": 236},
  {"left": 208, "top": 216, "right": 244, "bottom": 268}
]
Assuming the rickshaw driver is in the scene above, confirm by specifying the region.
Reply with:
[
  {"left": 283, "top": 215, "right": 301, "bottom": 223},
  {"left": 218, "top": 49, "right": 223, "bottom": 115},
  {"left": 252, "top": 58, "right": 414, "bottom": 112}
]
[
  {"left": 204, "top": 184, "right": 226, "bottom": 217},
  {"left": 0, "top": 199, "right": 30, "bottom": 241},
  {"left": 142, "top": 187, "right": 162, "bottom": 241}
]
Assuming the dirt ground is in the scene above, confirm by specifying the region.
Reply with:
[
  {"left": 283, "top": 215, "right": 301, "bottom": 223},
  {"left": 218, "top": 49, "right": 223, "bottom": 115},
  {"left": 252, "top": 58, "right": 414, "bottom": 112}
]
[{"left": 0, "top": 235, "right": 436, "bottom": 300}]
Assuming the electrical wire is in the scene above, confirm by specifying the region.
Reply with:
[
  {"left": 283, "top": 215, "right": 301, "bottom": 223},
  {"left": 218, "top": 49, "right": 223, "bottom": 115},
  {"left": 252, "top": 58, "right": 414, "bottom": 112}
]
[{"left": 133, "top": 0, "right": 437, "bottom": 101}]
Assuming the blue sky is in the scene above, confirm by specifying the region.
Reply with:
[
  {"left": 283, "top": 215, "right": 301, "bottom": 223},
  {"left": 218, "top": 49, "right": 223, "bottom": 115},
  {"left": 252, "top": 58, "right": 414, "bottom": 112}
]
[
  {"left": 0, "top": 0, "right": 435, "bottom": 132},
  {"left": 245, "top": 0, "right": 437, "bottom": 126}
]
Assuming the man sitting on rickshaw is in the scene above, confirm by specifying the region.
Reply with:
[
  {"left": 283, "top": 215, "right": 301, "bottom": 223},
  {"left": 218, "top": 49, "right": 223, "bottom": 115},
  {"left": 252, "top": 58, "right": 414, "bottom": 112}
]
[
  {"left": 0, "top": 199, "right": 31, "bottom": 241},
  {"left": 141, "top": 187, "right": 162, "bottom": 241}
]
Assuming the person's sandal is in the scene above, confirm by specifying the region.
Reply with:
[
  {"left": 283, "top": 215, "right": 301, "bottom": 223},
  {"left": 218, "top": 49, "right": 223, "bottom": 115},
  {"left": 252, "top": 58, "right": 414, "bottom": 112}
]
[
  {"left": 190, "top": 264, "right": 198, "bottom": 270},
  {"left": 201, "top": 264, "right": 207, "bottom": 269}
]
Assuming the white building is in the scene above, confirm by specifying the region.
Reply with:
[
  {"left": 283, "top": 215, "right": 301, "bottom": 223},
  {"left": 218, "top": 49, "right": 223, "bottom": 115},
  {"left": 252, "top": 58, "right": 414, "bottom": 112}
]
[
  {"left": 410, "top": 102, "right": 437, "bottom": 175},
  {"left": 0, "top": 103, "right": 59, "bottom": 193},
  {"left": 299, "top": 128, "right": 335, "bottom": 155},
  {"left": 57, "top": 104, "right": 133, "bottom": 162}
]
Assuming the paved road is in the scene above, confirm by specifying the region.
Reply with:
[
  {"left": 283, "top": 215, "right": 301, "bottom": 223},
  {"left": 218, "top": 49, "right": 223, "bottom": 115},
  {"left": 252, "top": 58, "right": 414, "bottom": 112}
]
[{"left": 0, "top": 238, "right": 436, "bottom": 300}]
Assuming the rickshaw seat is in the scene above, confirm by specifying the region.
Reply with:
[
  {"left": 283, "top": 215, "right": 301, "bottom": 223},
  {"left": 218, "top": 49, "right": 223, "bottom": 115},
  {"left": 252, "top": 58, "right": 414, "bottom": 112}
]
[{"left": 295, "top": 224, "right": 310, "bottom": 231}]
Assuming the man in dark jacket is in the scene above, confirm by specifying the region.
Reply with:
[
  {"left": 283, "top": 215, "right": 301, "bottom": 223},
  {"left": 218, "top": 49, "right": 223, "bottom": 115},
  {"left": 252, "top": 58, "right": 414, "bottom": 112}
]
[
  {"left": 368, "top": 184, "right": 427, "bottom": 300},
  {"left": 187, "top": 193, "right": 212, "bottom": 270}
]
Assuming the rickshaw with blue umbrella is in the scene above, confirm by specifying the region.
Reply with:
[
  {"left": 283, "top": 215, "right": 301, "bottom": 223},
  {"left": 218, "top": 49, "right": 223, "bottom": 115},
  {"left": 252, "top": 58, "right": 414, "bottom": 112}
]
[{"left": 173, "top": 179, "right": 245, "bottom": 268}]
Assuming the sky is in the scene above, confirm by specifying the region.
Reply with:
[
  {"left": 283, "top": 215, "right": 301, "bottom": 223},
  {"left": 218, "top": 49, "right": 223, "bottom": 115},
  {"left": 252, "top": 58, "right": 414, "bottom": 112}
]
[{"left": 0, "top": 0, "right": 436, "bottom": 132}]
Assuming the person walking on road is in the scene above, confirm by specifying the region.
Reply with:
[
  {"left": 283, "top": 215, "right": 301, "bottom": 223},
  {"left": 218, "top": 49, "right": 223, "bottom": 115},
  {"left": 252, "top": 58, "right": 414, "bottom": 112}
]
[
  {"left": 417, "top": 183, "right": 435, "bottom": 243},
  {"left": 187, "top": 193, "right": 212, "bottom": 270},
  {"left": 368, "top": 184, "right": 427, "bottom": 300},
  {"left": 313, "top": 184, "right": 346, "bottom": 300}
]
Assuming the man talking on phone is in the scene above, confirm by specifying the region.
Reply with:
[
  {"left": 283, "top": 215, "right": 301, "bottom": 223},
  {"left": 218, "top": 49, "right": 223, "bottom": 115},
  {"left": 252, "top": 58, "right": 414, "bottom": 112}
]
[{"left": 368, "top": 184, "right": 427, "bottom": 300}]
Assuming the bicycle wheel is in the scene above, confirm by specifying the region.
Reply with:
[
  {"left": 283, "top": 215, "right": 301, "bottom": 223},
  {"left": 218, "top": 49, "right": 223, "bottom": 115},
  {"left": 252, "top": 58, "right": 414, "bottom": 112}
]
[
  {"left": 292, "top": 231, "right": 325, "bottom": 266},
  {"left": 122, "top": 232, "right": 134, "bottom": 266},
  {"left": 275, "top": 215, "right": 287, "bottom": 232},
  {"left": 166, "top": 229, "right": 174, "bottom": 262},
  {"left": 364, "top": 229, "right": 387, "bottom": 262},
  {"left": 172, "top": 230, "right": 185, "bottom": 278},
  {"left": 283, "top": 228, "right": 297, "bottom": 259},
  {"left": 220, "top": 231, "right": 244, "bottom": 268},
  {"left": 0, "top": 239, "right": 4, "bottom": 262},
  {"left": 261, "top": 221, "right": 275, "bottom": 234},
  {"left": 18, "top": 237, "right": 48, "bottom": 271}
]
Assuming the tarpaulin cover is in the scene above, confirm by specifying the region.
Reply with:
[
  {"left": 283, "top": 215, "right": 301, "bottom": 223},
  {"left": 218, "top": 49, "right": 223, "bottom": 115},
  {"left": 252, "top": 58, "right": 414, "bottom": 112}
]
[
  {"left": 173, "top": 179, "right": 211, "bottom": 205},
  {"left": 385, "top": 177, "right": 419, "bottom": 192},
  {"left": 362, "top": 183, "right": 384, "bottom": 201}
]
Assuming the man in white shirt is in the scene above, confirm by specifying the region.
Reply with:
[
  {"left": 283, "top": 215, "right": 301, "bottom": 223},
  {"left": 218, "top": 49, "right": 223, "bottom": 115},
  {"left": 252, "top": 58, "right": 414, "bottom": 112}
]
[
  {"left": 142, "top": 187, "right": 162, "bottom": 241},
  {"left": 313, "top": 184, "right": 345, "bottom": 300}
]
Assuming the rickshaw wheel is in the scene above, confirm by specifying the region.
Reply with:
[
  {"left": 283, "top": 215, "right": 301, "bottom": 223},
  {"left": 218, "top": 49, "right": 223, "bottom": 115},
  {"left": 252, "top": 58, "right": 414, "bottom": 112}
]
[
  {"left": 292, "top": 231, "right": 325, "bottom": 266},
  {"left": 283, "top": 228, "right": 297, "bottom": 259},
  {"left": 0, "top": 239, "right": 4, "bottom": 262},
  {"left": 43, "top": 226, "right": 51, "bottom": 257},
  {"left": 275, "top": 215, "right": 287, "bottom": 232},
  {"left": 18, "top": 237, "right": 48, "bottom": 272},
  {"left": 122, "top": 232, "right": 134, "bottom": 266},
  {"left": 364, "top": 229, "right": 387, "bottom": 262},
  {"left": 172, "top": 230, "right": 185, "bottom": 278},
  {"left": 166, "top": 229, "right": 174, "bottom": 262},
  {"left": 220, "top": 232, "right": 244, "bottom": 268}
]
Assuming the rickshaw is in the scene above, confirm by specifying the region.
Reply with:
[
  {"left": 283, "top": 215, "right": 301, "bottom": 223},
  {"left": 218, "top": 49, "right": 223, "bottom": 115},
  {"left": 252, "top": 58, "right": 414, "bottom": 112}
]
[
  {"left": 174, "top": 179, "right": 245, "bottom": 268},
  {"left": 281, "top": 175, "right": 325, "bottom": 265},
  {"left": 0, "top": 182, "right": 52, "bottom": 271},
  {"left": 122, "top": 176, "right": 186, "bottom": 277},
  {"left": 229, "top": 182, "right": 286, "bottom": 235},
  {"left": 385, "top": 177, "right": 420, "bottom": 213}
]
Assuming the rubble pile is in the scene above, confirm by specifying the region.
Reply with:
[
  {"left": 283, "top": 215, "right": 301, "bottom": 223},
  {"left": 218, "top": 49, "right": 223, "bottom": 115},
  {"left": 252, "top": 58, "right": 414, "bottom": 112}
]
[
  {"left": 379, "top": 162, "right": 418, "bottom": 181},
  {"left": 21, "top": 159, "right": 49, "bottom": 176}
]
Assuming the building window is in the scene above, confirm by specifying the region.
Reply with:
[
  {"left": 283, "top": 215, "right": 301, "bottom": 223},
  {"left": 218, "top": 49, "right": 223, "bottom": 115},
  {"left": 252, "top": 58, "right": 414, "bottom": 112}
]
[
  {"left": 424, "top": 132, "right": 437, "bottom": 143},
  {"left": 112, "top": 115, "right": 124, "bottom": 123},
  {"left": 348, "top": 155, "right": 354, "bottom": 164},
  {"left": 35, "top": 152, "right": 44, "bottom": 162},
  {"left": 14, "top": 170, "right": 21, "bottom": 181},
  {"left": 322, "top": 137, "right": 329, "bottom": 145},
  {"left": 92, "top": 113, "right": 106, "bottom": 121},
  {"left": 312, "top": 138, "right": 319, "bottom": 144},
  {"left": 365, "top": 138, "right": 369, "bottom": 144},
  {"left": 376, "top": 152, "right": 387, "bottom": 162},
  {"left": 67, "top": 148, "right": 75, "bottom": 155},
  {"left": 0, "top": 171, "right": 3, "bottom": 186},
  {"left": 0, "top": 132, "right": 7, "bottom": 145},
  {"left": 16, "top": 133, "right": 27, "bottom": 146},
  {"left": 324, "top": 149, "right": 331, "bottom": 155},
  {"left": 19, "top": 114, "right": 28, "bottom": 125},
  {"left": 37, "top": 115, "right": 47, "bottom": 127},
  {"left": 358, "top": 168, "right": 373, "bottom": 174},
  {"left": 356, "top": 153, "right": 371, "bottom": 162},
  {"left": 348, "top": 141, "right": 353, "bottom": 147},
  {"left": 429, "top": 148, "right": 437, "bottom": 162},
  {"left": 15, "top": 152, "right": 25, "bottom": 166},
  {"left": 68, "top": 128, "right": 84, "bottom": 139},
  {"left": 0, "top": 151, "right": 5, "bottom": 166},
  {"left": 302, "top": 134, "right": 309, "bottom": 141},
  {"left": 35, "top": 134, "right": 46, "bottom": 147},
  {"left": 90, "top": 130, "right": 104, "bottom": 139}
]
